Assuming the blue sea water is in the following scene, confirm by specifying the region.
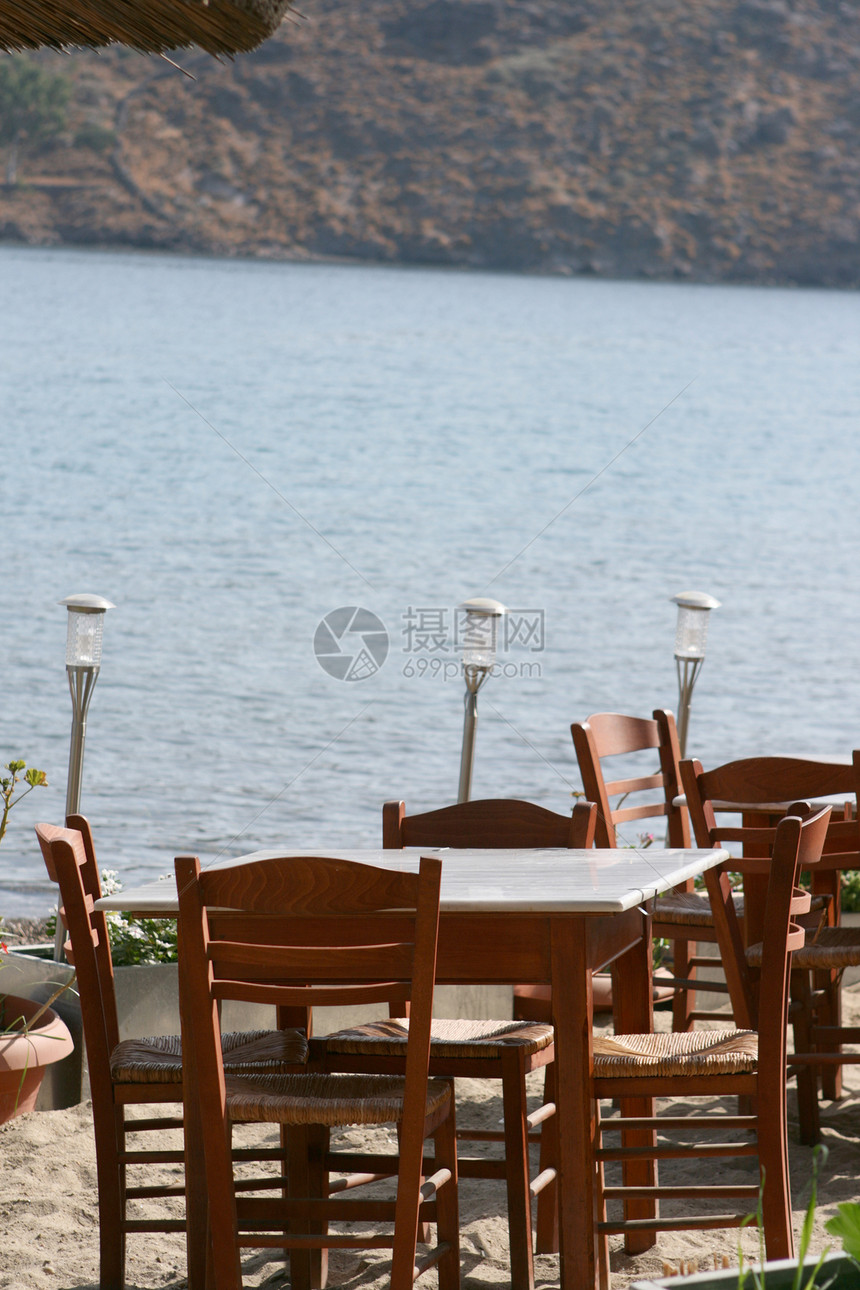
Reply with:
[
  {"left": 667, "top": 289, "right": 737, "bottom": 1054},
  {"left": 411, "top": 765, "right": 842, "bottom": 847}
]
[{"left": 1, "top": 245, "right": 859, "bottom": 914}]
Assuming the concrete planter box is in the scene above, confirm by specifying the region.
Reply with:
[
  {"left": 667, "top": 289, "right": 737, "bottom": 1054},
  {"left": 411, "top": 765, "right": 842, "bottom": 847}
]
[
  {"left": 4, "top": 947, "right": 512, "bottom": 1109},
  {"left": 632, "top": 1253, "right": 860, "bottom": 1290}
]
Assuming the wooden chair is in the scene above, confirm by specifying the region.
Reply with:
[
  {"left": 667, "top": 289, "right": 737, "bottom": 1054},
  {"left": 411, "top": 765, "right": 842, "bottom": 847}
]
[
  {"left": 591, "top": 803, "right": 832, "bottom": 1283},
  {"left": 323, "top": 797, "right": 593, "bottom": 1286},
  {"left": 572, "top": 710, "right": 726, "bottom": 1031},
  {"left": 679, "top": 755, "right": 860, "bottom": 1145},
  {"left": 174, "top": 850, "right": 459, "bottom": 1290},
  {"left": 35, "top": 819, "right": 308, "bottom": 1290}
]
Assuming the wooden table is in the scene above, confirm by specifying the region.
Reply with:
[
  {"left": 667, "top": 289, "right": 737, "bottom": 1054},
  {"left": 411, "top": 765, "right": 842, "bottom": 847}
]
[{"left": 96, "top": 845, "right": 726, "bottom": 1290}]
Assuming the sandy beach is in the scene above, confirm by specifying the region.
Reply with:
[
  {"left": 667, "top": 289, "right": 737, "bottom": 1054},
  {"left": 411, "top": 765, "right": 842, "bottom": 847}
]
[{"left": 2, "top": 988, "right": 859, "bottom": 1290}]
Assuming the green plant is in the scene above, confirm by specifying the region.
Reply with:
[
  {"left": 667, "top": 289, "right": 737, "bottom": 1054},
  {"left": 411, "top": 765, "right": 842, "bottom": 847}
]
[
  {"left": 0, "top": 759, "right": 48, "bottom": 847},
  {"left": 46, "top": 869, "right": 178, "bottom": 966},
  {"left": 101, "top": 869, "right": 178, "bottom": 965},
  {"left": 737, "top": 1169, "right": 767, "bottom": 1290},
  {"left": 839, "top": 870, "right": 860, "bottom": 914},
  {"left": 0, "top": 758, "right": 49, "bottom": 983},
  {"left": 737, "top": 1146, "right": 836, "bottom": 1290},
  {"left": 825, "top": 1203, "right": 860, "bottom": 1262},
  {"left": 653, "top": 935, "right": 670, "bottom": 970}
]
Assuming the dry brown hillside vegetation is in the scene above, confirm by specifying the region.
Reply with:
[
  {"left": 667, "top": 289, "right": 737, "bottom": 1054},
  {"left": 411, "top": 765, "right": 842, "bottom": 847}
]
[{"left": 0, "top": 0, "right": 858, "bottom": 284}]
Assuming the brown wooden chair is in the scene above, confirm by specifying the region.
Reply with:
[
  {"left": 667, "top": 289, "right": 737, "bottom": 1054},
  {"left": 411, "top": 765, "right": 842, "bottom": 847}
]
[
  {"left": 323, "top": 797, "right": 593, "bottom": 1287},
  {"left": 35, "top": 818, "right": 308, "bottom": 1290},
  {"left": 572, "top": 710, "right": 727, "bottom": 1031},
  {"left": 174, "top": 850, "right": 459, "bottom": 1290},
  {"left": 591, "top": 802, "right": 832, "bottom": 1281},
  {"left": 679, "top": 755, "right": 860, "bottom": 1145}
]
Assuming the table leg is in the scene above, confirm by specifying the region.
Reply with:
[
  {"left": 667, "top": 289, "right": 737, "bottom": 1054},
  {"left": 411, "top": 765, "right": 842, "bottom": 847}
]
[
  {"left": 550, "top": 915, "right": 600, "bottom": 1290},
  {"left": 611, "top": 911, "right": 657, "bottom": 1256}
]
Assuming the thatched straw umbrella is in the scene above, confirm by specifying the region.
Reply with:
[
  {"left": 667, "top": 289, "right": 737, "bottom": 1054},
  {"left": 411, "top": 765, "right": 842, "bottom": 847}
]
[{"left": 0, "top": 0, "right": 296, "bottom": 57}]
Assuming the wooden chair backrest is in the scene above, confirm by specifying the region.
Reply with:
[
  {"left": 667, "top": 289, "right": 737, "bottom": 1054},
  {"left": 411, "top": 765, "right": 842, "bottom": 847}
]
[
  {"left": 35, "top": 819, "right": 119, "bottom": 1098},
  {"left": 175, "top": 852, "right": 443, "bottom": 1171},
  {"left": 571, "top": 709, "right": 690, "bottom": 849},
  {"left": 679, "top": 756, "right": 859, "bottom": 872},
  {"left": 382, "top": 797, "right": 596, "bottom": 849},
  {"left": 703, "top": 803, "right": 831, "bottom": 1047}
]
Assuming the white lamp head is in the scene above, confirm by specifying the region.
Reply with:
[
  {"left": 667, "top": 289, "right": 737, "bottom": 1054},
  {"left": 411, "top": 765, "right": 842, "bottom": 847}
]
[
  {"left": 670, "top": 590, "right": 720, "bottom": 662},
  {"left": 59, "top": 593, "right": 115, "bottom": 669},
  {"left": 458, "top": 597, "right": 507, "bottom": 670}
]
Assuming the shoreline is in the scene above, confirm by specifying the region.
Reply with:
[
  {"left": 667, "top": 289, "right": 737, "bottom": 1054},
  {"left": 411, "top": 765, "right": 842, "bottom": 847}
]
[{"left": 0, "top": 236, "right": 857, "bottom": 294}]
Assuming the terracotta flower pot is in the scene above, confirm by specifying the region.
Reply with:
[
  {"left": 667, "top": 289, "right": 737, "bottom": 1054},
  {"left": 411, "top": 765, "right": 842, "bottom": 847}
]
[{"left": 0, "top": 994, "right": 75, "bottom": 1124}]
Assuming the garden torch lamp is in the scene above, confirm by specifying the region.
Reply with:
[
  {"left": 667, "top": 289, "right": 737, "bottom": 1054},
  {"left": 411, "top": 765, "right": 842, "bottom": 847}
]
[
  {"left": 457, "top": 597, "right": 506, "bottom": 803},
  {"left": 55, "top": 593, "right": 114, "bottom": 958},
  {"left": 670, "top": 590, "right": 720, "bottom": 759}
]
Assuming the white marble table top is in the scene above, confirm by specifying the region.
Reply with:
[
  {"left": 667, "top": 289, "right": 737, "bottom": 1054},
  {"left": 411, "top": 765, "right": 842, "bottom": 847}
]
[{"left": 95, "top": 846, "right": 727, "bottom": 917}]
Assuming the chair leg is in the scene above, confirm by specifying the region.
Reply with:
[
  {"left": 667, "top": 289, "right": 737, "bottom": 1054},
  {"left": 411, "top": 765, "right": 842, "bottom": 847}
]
[
  {"left": 286, "top": 1124, "right": 328, "bottom": 1290},
  {"left": 205, "top": 1119, "right": 244, "bottom": 1290},
  {"left": 308, "top": 1125, "right": 330, "bottom": 1290},
  {"left": 500, "top": 1046, "right": 536, "bottom": 1290},
  {"left": 756, "top": 1091, "right": 794, "bottom": 1261},
  {"left": 94, "top": 1104, "right": 126, "bottom": 1290},
  {"left": 594, "top": 1108, "right": 610, "bottom": 1290},
  {"left": 398, "top": 1119, "right": 431, "bottom": 1243},
  {"left": 670, "top": 935, "right": 696, "bottom": 1033},
  {"left": 791, "top": 971, "right": 821, "bottom": 1146},
  {"left": 279, "top": 1124, "right": 292, "bottom": 1276},
  {"left": 204, "top": 1227, "right": 218, "bottom": 1290},
  {"left": 392, "top": 1100, "right": 441, "bottom": 1290},
  {"left": 813, "top": 871, "right": 842, "bottom": 1101},
  {"left": 433, "top": 1097, "right": 460, "bottom": 1290},
  {"left": 535, "top": 1060, "right": 559, "bottom": 1255}
]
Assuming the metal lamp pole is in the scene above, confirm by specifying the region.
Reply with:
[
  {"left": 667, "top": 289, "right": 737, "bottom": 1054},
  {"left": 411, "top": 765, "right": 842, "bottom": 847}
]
[
  {"left": 457, "top": 597, "right": 506, "bottom": 803},
  {"left": 670, "top": 590, "right": 720, "bottom": 759},
  {"left": 54, "top": 593, "right": 114, "bottom": 960}
]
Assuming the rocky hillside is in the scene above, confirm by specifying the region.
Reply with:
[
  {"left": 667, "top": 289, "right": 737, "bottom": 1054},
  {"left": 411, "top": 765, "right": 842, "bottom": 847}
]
[{"left": 1, "top": 0, "right": 859, "bottom": 284}]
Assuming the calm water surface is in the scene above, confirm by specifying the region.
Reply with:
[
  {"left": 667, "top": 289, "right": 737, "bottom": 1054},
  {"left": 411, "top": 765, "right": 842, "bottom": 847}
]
[{"left": 1, "top": 247, "right": 859, "bottom": 913}]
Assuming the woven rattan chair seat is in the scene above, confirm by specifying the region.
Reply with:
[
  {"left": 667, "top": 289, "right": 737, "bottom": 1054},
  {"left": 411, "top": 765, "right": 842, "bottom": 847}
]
[
  {"left": 655, "top": 889, "right": 827, "bottom": 929},
  {"left": 224, "top": 1071, "right": 452, "bottom": 1127},
  {"left": 653, "top": 889, "right": 744, "bottom": 927},
  {"left": 110, "top": 1028, "right": 308, "bottom": 1084},
  {"left": 747, "top": 925, "right": 860, "bottom": 971},
  {"left": 325, "top": 1017, "right": 554, "bottom": 1061},
  {"left": 593, "top": 1027, "right": 758, "bottom": 1077}
]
